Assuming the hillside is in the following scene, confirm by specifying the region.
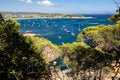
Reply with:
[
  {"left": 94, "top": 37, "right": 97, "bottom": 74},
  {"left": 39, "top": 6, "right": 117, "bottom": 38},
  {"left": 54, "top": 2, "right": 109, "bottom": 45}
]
[
  {"left": 0, "top": 12, "right": 90, "bottom": 19},
  {"left": 0, "top": 13, "right": 120, "bottom": 80}
]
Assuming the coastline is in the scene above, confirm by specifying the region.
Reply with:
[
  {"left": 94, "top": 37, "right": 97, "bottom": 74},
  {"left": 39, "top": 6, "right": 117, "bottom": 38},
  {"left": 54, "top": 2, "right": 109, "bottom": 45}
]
[
  {"left": 14, "top": 16, "right": 93, "bottom": 20},
  {"left": 23, "top": 33, "right": 41, "bottom": 37},
  {"left": 1, "top": 12, "right": 93, "bottom": 20}
]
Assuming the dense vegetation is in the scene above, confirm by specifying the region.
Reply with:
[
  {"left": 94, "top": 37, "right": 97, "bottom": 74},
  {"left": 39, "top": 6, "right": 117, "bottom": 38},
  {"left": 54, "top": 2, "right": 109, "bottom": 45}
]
[
  {"left": 25, "top": 36, "right": 62, "bottom": 63},
  {"left": 0, "top": 14, "right": 48, "bottom": 80},
  {"left": 0, "top": 13, "right": 120, "bottom": 80},
  {"left": 77, "top": 24, "right": 120, "bottom": 64},
  {"left": 109, "top": 13, "right": 120, "bottom": 23},
  {"left": 61, "top": 14, "right": 120, "bottom": 79}
]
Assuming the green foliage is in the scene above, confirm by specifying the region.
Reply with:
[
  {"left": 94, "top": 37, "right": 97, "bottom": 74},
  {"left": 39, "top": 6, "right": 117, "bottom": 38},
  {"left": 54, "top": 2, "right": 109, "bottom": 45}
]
[
  {"left": 77, "top": 24, "right": 120, "bottom": 54},
  {"left": 61, "top": 43, "right": 74, "bottom": 54},
  {"left": 62, "top": 21, "right": 120, "bottom": 72},
  {"left": 0, "top": 14, "right": 5, "bottom": 26},
  {"left": 60, "top": 14, "right": 120, "bottom": 76},
  {"left": 77, "top": 22, "right": 120, "bottom": 72},
  {"left": 61, "top": 42, "right": 112, "bottom": 71},
  {"left": 109, "top": 14, "right": 120, "bottom": 23},
  {"left": 25, "top": 36, "right": 61, "bottom": 53},
  {"left": 1, "top": 13, "right": 120, "bottom": 79},
  {"left": 0, "top": 14, "right": 48, "bottom": 80},
  {"left": 77, "top": 25, "right": 107, "bottom": 47},
  {"left": 25, "top": 36, "right": 61, "bottom": 63}
]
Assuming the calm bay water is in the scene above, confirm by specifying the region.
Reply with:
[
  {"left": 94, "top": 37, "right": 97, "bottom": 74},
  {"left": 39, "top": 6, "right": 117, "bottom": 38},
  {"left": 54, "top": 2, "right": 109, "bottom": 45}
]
[{"left": 17, "top": 14, "right": 113, "bottom": 45}]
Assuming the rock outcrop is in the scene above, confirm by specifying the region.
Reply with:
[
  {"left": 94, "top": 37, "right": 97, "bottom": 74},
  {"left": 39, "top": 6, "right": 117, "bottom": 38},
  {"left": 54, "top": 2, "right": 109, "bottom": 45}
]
[
  {"left": 49, "top": 67, "right": 73, "bottom": 80},
  {"left": 42, "top": 46, "right": 62, "bottom": 64}
]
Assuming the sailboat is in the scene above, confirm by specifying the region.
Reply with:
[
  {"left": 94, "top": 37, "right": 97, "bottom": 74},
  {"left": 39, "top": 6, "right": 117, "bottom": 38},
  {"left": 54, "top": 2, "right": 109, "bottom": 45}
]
[
  {"left": 78, "top": 28, "right": 81, "bottom": 32},
  {"left": 58, "top": 36, "right": 62, "bottom": 39},
  {"left": 71, "top": 32, "right": 75, "bottom": 37},
  {"left": 78, "top": 24, "right": 81, "bottom": 32},
  {"left": 63, "top": 25, "right": 66, "bottom": 28}
]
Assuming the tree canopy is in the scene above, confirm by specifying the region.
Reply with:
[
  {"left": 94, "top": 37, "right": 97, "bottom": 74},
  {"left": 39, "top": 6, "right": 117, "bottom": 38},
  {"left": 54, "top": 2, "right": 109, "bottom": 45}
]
[
  {"left": 77, "top": 24, "right": 120, "bottom": 54},
  {"left": 109, "top": 13, "right": 120, "bottom": 23},
  {"left": 0, "top": 14, "right": 48, "bottom": 80},
  {"left": 60, "top": 14, "right": 120, "bottom": 79}
]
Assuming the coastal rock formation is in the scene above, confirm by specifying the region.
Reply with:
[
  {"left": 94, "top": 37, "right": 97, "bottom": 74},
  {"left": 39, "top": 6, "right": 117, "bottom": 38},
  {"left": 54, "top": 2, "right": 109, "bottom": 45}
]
[
  {"left": 49, "top": 67, "right": 73, "bottom": 80},
  {"left": 25, "top": 37, "right": 62, "bottom": 64},
  {"left": 24, "top": 33, "right": 41, "bottom": 37},
  {"left": 73, "top": 66, "right": 120, "bottom": 80},
  {"left": 42, "top": 46, "right": 62, "bottom": 64},
  {"left": 48, "top": 61, "right": 120, "bottom": 80}
]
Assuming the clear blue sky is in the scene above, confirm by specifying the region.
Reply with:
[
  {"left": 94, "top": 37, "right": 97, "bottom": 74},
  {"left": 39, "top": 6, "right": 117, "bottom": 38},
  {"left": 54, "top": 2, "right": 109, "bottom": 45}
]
[{"left": 0, "top": 0, "right": 118, "bottom": 14}]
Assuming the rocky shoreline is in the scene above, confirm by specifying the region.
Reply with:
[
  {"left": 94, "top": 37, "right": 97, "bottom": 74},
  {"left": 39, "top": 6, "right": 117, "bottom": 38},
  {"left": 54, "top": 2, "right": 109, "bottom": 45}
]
[
  {"left": 49, "top": 66, "right": 120, "bottom": 80},
  {"left": 24, "top": 33, "right": 41, "bottom": 37}
]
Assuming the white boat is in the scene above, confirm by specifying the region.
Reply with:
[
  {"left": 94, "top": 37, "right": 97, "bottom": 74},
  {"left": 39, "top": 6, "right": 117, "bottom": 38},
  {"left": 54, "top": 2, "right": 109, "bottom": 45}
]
[
  {"left": 66, "top": 30, "right": 70, "bottom": 33},
  {"left": 63, "top": 25, "right": 66, "bottom": 28},
  {"left": 53, "top": 61, "right": 57, "bottom": 65},
  {"left": 78, "top": 28, "right": 81, "bottom": 31},
  {"left": 58, "top": 36, "right": 62, "bottom": 39},
  {"left": 62, "top": 42, "right": 65, "bottom": 45},
  {"left": 71, "top": 32, "right": 75, "bottom": 37},
  {"left": 64, "top": 28, "right": 67, "bottom": 31},
  {"left": 26, "top": 30, "right": 33, "bottom": 33}
]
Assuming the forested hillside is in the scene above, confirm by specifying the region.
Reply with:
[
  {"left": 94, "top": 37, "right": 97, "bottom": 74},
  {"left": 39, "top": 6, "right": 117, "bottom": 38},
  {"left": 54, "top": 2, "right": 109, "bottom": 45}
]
[
  {"left": 0, "top": 14, "right": 48, "bottom": 80},
  {"left": 0, "top": 13, "right": 120, "bottom": 80},
  {"left": 60, "top": 14, "right": 120, "bottom": 79}
]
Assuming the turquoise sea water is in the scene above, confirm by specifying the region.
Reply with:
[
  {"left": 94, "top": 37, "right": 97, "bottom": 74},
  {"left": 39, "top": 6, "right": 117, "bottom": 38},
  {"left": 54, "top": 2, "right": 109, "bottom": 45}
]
[{"left": 17, "top": 14, "right": 113, "bottom": 45}]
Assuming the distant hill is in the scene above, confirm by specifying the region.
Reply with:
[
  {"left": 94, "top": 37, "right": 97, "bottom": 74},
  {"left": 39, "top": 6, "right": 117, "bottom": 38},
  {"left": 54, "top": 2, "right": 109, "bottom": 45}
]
[{"left": 0, "top": 12, "right": 91, "bottom": 19}]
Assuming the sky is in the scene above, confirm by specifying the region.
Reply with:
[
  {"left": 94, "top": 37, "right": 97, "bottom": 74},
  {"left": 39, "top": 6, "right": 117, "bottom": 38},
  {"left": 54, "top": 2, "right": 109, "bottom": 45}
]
[{"left": 0, "top": 0, "right": 119, "bottom": 14}]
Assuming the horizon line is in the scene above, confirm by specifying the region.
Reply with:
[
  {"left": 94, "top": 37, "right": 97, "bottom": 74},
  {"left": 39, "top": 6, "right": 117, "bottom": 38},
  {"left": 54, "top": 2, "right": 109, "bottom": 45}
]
[{"left": 0, "top": 11, "right": 115, "bottom": 15}]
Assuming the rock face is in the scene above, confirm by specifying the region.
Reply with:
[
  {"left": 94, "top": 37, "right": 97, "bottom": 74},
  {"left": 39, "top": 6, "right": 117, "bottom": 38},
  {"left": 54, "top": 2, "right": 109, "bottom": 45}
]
[
  {"left": 74, "top": 67, "right": 120, "bottom": 80},
  {"left": 49, "top": 67, "right": 73, "bottom": 80},
  {"left": 48, "top": 66, "right": 120, "bottom": 80},
  {"left": 24, "top": 33, "right": 41, "bottom": 37},
  {"left": 26, "top": 37, "right": 62, "bottom": 64},
  {"left": 42, "top": 46, "right": 62, "bottom": 64}
]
